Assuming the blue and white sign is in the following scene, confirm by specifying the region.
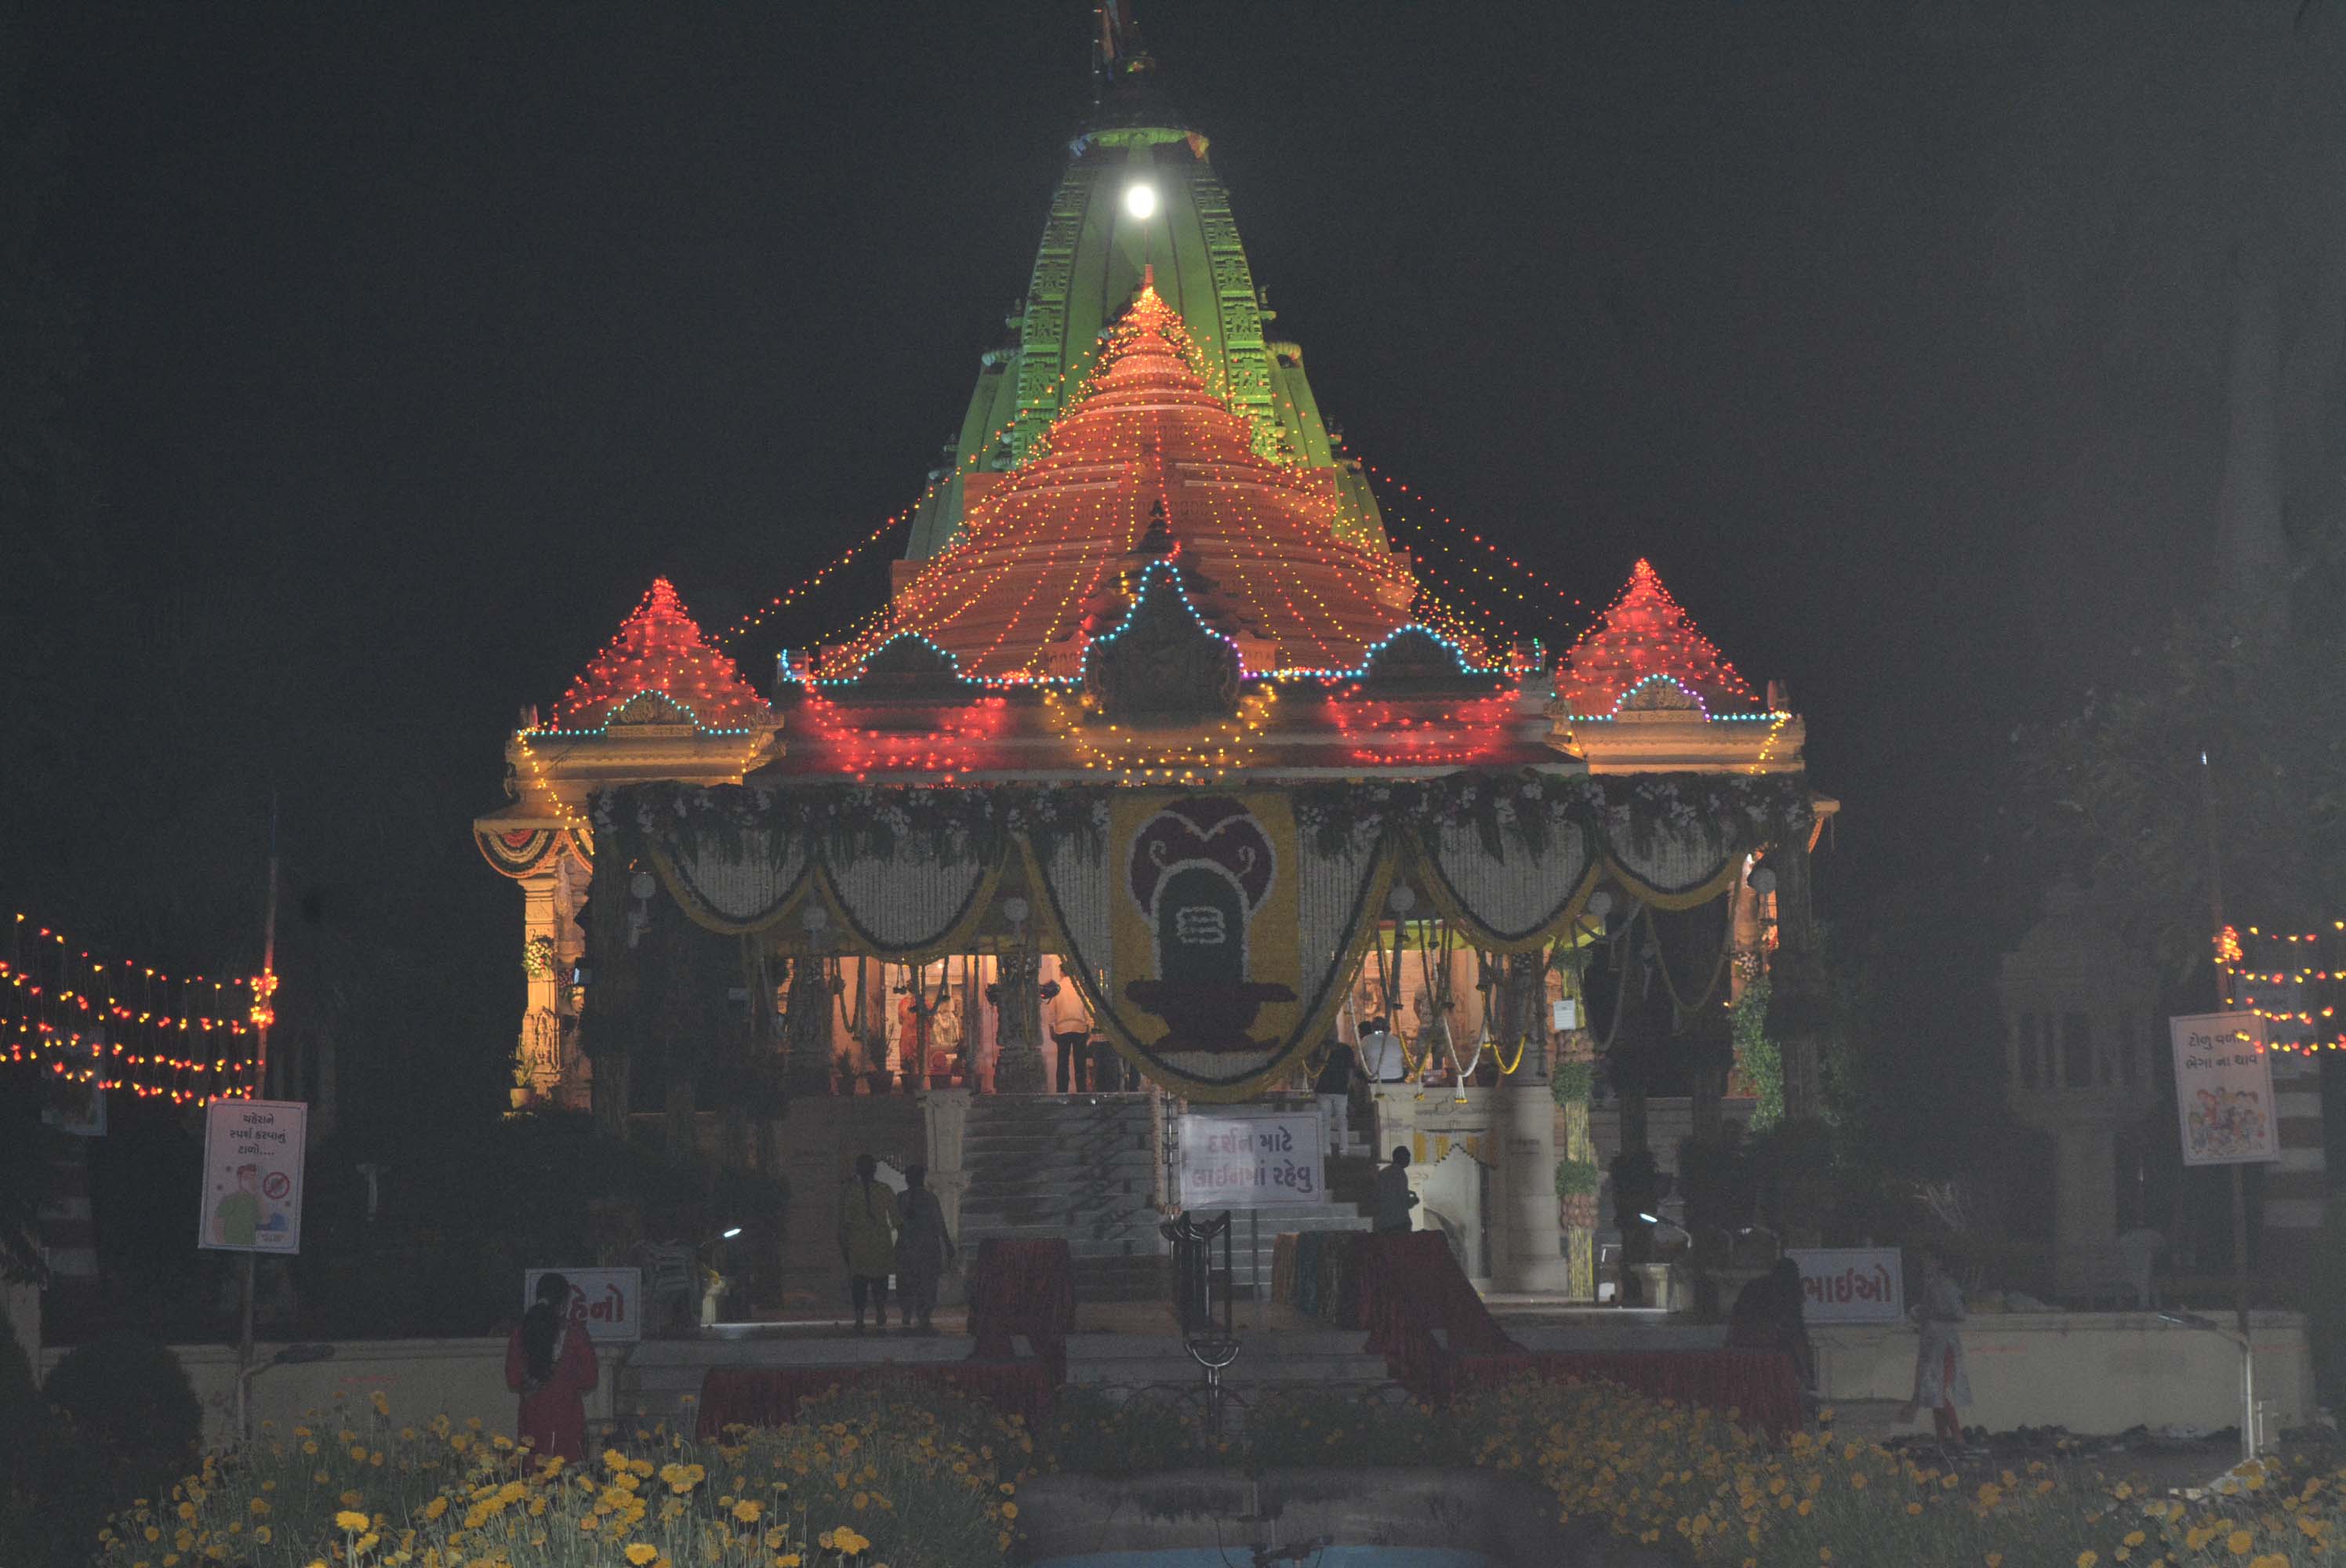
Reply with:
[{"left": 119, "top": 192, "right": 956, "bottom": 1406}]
[{"left": 1178, "top": 1112, "right": 1326, "bottom": 1208}]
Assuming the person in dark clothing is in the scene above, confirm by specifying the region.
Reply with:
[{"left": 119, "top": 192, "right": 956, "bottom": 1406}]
[
  {"left": 1726, "top": 1256, "right": 1816, "bottom": 1392},
  {"left": 1313, "top": 1037, "right": 1357, "bottom": 1153},
  {"left": 1374, "top": 1146, "right": 1419, "bottom": 1233},
  {"left": 1052, "top": 1029, "right": 1091, "bottom": 1094}
]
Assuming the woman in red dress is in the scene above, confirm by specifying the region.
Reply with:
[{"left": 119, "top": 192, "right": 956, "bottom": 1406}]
[{"left": 506, "top": 1272, "right": 598, "bottom": 1461}]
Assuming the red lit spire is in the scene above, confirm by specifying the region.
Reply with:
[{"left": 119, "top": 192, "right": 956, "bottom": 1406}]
[
  {"left": 547, "top": 578, "right": 773, "bottom": 731},
  {"left": 1553, "top": 559, "right": 1761, "bottom": 717},
  {"left": 832, "top": 283, "right": 1426, "bottom": 681}
]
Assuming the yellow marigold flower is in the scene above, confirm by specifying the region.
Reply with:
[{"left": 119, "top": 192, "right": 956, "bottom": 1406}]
[
  {"left": 625, "top": 1547, "right": 659, "bottom": 1566},
  {"left": 253, "top": 1527, "right": 271, "bottom": 1546},
  {"left": 2227, "top": 1530, "right": 2253, "bottom": 1555},
  {"left": 1002, "top": 1501, "right": 1019, "bottom": 1520},
  {"left": 2076, "top": 1554, "right": 2097, "bottom": 1568},
  {"left": 1986, "top": 1555, "right": 2003, "bottom": 1566},
  {"left": 775, "top": 1557, "right": 801, "bottom": 1568},
  {"left": 336, "top": 1512, "right": 372, "bottom": 1533},
  {"left": 1906, "top": 1502, "right": 1924, "bottom": 1516},
  {"left": 2125, "top": 1533, "right": 2145, "bottom": 1548},
  {"left": 733, "top": 1500, "right": 761, "bottom": 1523}
]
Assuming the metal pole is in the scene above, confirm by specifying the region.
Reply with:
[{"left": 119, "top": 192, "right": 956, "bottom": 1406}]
[
  {"left": 257, "top": 795, "right": 279, "bottom": 1097},
  {"left": 1251, "top": 1210, "right": 1262, "bottom": 1333},
  {"left": 2199, "top": 751, "right": 2250, "bottom": 1340},
  {"left": 234, "top": 1252, "right": 256, "bottom": 1445},
  {"left": 2242, "top": 1334, "right": 2257, "bottom": 1463}
]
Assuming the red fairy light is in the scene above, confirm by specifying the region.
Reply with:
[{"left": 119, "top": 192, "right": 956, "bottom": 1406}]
[{"left": 547, "top": 579, "right": 773, "bottom": 732}]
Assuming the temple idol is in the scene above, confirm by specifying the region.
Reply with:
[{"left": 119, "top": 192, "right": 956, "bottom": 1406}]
[{"left": 473, "top": 8, "right": 1827, "bottom": 1309}]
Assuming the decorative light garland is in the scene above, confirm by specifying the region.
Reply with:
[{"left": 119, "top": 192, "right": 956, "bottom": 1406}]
[
  {"left": 1552, "top": 559, "right": 1765, "bottom": 717},
  {"left": 2217, "top": 921, "right": 2346, "bottom": 1054},
  {"left": 543, "top": 579, "right": 774, "bottom": 733},
  {"left": 3, "top": 911, "right": 260, "bottom": 1104}
]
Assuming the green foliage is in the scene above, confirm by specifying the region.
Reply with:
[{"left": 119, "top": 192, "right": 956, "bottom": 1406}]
[
  {"left": 1674, "top": 1124, "right": 1754, "bottom": 1242},
  {"left": 1243, "top": 1387, "right": 1467, "bottom": 1471},
  {"left": 42, "top": 1332, "right": 202, "bottom": 1488},
  {"left": 1732, "top": 973, "right": 1783, "bottom": 1130},
  {"left": 1747, "top": 1117, "right": 1843, "bottom": 1241},
  {"left": 11, "top": 1334, "right": 199, "bottom": 1568},
  {"left": 1553, "top": 1157, "right": 1600, "bottom": 1201},
  {"left": 296, "top": 1110, "right": 786, "bottom": 1337},
  {"left": 1993, "top": 601, "right": 2346, "bottom": 972},
  {"left": 1549, "top": 1058, "right": 1595, "bottom": 1105}
]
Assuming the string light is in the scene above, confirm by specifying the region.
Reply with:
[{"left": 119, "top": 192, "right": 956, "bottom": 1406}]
[
  {"left": 819, "top": 281, "right": 1447, "bottom": 684},
  {"left": 544, "top": 579, "right": 775, "bottom": 732},
  {"left": 2, "top": 912, "right": 259, "bottom": 1104},
  {"left": 1338, "top": 441, "right": 1588, "bottom": 619},
  {"left": 2218, "top": 922, "right": 2346, "bottom": 1054},
  {"left": 1551, "top": 559, "right": 1766, "bottom": 718}
]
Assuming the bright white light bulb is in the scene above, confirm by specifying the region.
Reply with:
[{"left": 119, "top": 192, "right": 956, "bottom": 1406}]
[{"left": 1124, "top": 183, "right": 1158, "bottom": 220}]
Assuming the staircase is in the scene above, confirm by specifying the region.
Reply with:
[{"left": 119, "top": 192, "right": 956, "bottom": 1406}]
[
  {"left": 1217, "top": 1150, "right": 1378, "bottom": 1300},
  {"left": 957, "top": 1094, "right": 1167, "bottom": 1302}
]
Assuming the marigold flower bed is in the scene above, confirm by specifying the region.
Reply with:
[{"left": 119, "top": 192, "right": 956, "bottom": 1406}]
[
  {"left": 85, "top": 1370, "right": 2346, "bottom": 1568},
  {"left": 93, "top": 1380, "right": 1029, "bottom": 1568}
]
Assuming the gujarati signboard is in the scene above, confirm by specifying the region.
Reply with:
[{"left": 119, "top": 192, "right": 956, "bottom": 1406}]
[
  {"left": 1177, "top": 1112, "right": 1326, "bottom": 1210},
  {"left": 197, "top": 1098, "right": 307, "bottom": 1254},
  {"left": 522, "top": 1267, "right": 644, "bottom": 1345},
  {"left": 2169, "top": 1011, "right": 2279, "bottom": 1166},
  {"left": 1787, "top": 1247, "right": 1905, "bottom": 1323}
]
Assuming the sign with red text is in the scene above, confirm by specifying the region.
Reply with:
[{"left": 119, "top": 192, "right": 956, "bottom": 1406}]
[
  {"left": 197, "top": 1099, "right": 307, "bottom": 1254},
  {"left": 2170, "top": 1011, "right": 2279, "bottom": 1166},
  {"left": 1177, "top": 1112, "right": 1326, "bottom": 1208},
  {"left": 523, "top": 1268, "right": 643, "bottom": 1345},
  {"left": 1788, "top": 1247, "right": 1904, "bottom": 1323}
]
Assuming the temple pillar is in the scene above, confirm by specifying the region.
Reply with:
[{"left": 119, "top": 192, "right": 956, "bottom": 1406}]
[
  {"left": 783, "top": 956, "right": 834, "bottom": 1097},
  {"left": 924, "top": 1087, "right": 971, "bottom": 1237},
  {"left": 514, "top": 870, "right": 565, "bottom": 1106},
  {"left": 1764, "top": 832, "right": 1825, "bottom": 1123},
  {"left": 991, "top": 938, "right": 1047, "bottom": 1094},
  {"left": 1496, "top": 950, "right": 1573, "bottom": 1294}
]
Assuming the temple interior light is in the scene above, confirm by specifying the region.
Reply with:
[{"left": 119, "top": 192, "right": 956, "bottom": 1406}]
[{"left": 1123, "top": 182, "right": 1157, "bottom": 220}]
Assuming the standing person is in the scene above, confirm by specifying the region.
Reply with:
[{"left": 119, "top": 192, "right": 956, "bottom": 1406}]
[
  {"left": 837, "top": 1152, "right": 899, "bottom": 1334},
  {"left": 1727, "top": 1256, "right": 1817, "bottom": 1395},
  {"left": 1901, "top": 1249, "right": 1973, "bottom": 1444},
  {"left": 1373, "top": 1146, "right": 1419, "bottom": 1234},
  {"left": 894, "top": 1165, "right": 956, "bottom": 1336},
  {"left": 1313, "top": 1036, "right": 1356, "bottom": 1156},
  {"left": 506, "top": 1272, "right": 598, "bottom": 1461}
]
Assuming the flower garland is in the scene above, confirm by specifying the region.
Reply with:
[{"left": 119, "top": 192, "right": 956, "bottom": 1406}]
[
  {"left": 594, "top": 780, "right": 1113, "bottom": 872},
  {"left": 1293, "top": 769, "right": 1810, "bottom": 862}
]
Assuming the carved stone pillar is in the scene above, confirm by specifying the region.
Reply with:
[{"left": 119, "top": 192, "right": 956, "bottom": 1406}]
[
  {"left": 1496, "top": 949, "right": 1573, "bottom": 1294},
  {"left": 515, "top": 870, "right": 563, "bottom": 1105},
  {"left": 991, "top": 938, "right": 1048, "bottom": 1094},
  {"left": 783, "top": 956, "right": 834, "bottom": 1097},
  {"left": 1763, "top": 831, "right": 1825, "bottom": 1123},
  {"left": 924, "top": 1087, "right": 972, "bottom": 1237}
]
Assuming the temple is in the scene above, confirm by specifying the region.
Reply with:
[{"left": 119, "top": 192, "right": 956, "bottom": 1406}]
[{"left": 473, "top": 9, "right": 1828, "bottom": 1312}]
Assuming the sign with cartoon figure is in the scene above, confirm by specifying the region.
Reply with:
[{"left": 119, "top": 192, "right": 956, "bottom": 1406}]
[
  {"left": 2169, "top": 1011, "right": 2279, "bottom": 1167},
  {"left": 197, "top": 1098, "right": 307, "bottom": 1253}
]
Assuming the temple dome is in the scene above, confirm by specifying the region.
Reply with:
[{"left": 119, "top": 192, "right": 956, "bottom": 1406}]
[
  {"left": 837, "top": 285, "right": 1423, "bottom": 683},
  {"left": 1552, "top": 559, "right": 1761, "bottom": 717},
  {"left": 547, "top": 578, "right": 774, "bottom": 731}
]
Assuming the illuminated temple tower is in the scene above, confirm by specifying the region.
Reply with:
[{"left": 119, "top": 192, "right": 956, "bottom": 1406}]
[
  {"left": 902, "top": 6, "right": 1386, "bottom": 559},
  {"left": 476, "top": 6, "right": 1822, "bottom": 1308}
]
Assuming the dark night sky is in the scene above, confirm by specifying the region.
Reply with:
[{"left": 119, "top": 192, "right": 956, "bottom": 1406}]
[{"left": 5, "top": 2, "right": 2341, "bottom": 1144}]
